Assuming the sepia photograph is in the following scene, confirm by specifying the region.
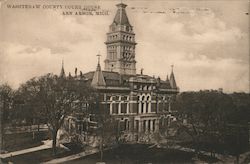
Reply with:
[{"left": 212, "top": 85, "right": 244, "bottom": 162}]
[{"left": 0, "top": 0, "right": 249, "bottom": 163}]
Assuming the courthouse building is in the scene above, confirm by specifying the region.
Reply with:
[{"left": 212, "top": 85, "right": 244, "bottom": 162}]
[{"left": 61, "top": 3, "right": 179, "bottom": 143}]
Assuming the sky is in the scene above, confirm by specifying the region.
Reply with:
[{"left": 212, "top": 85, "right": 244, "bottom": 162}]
[{"left": 0, "top": 0, "right": 249, "bottom": 93}]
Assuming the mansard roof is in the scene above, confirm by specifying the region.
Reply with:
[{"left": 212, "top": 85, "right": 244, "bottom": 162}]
[{"left": 83, "top": 70, "right": 172, "bottom": 89}]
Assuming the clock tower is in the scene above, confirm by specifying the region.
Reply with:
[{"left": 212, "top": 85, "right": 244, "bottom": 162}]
[{"left": 104, "top": 3, "right": 137, "bottom": 75}]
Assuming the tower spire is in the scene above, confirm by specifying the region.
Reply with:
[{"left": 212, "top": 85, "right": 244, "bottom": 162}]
[
  {"left": 166, "top": 74, "right": 169, "bottom": 81},
  {"left": 170, "top": 65, "right": 177, "bottom": 89},
  {"left": 97, "top": 52, "right": 101, "bottom": 65},
  {"left": 171, "top": 64, "right": 174, "bottom": 73},
  {"left": 91, "top": 52, "right": 106, "bottom": 87},
  {"left": 60, "top": 59, "right": 66, "bottom": 78}
]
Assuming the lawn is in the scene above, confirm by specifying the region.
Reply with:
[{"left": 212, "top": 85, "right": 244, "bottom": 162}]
[
  {"left": 3, "top": 131, "right": 49, "bottom": 152},
  {"left": 2, "top": 144, "right": 220, "bottom": 164},
  {"left": 3, "top": 147, "right": 75, "bottom": 164},
  {"left": 66, "top": 144, "right": 196, "bottom": 164}
]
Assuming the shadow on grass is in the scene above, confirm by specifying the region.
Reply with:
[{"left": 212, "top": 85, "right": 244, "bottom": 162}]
[
  {"left": 2, "top": 147, "right": 76, "bottom": 164},
  {"left": 4, "top": 131, "right": 49, "bottom": 152},
  {"left": 67, "top": 144, "right": 196, "bottom": 164}
]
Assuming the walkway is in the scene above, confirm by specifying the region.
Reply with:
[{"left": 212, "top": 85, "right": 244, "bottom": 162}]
[{"left": 0, "top": 140, "right": 52, "bottom": 159}]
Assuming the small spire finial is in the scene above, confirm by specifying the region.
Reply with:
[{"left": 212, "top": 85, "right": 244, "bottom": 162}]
[
  {"left": 97, "top": 52, "right": 101, "bottom": 64},
  {"left": 140, "top": 68, "right": 144, "bottom": 75},
  {"left": 60, "top": 59, "right": 66, "bottom": 78},
  {"left": 171, "top": 64, "right": 174, "bottom": 72}
]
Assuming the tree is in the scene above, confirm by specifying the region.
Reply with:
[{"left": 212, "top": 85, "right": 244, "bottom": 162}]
[
  {"left": 229, "top": 92, "right": 250, "bottom": 124},
  {"left": 18, "top": 73, "right": 95, "bottom": 155},
  {"left": 0, "top": 84, "right": 14, "bottom": 152},
  {"left": 172, "top": 90, "right": 235, "bottom": 156},
  {"left": 92, "top": 93, "right": 117, "bottom": 162}
]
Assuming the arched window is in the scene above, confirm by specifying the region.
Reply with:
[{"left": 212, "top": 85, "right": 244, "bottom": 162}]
[
  {"left": 147, "top": 95, "right": 150, "bottom": 101},
  {"left": 146, "top": 95, "right": 151, "bottom": 113},
  {"left": 141, "top": 95, "right": 145, "bottom": 113}
]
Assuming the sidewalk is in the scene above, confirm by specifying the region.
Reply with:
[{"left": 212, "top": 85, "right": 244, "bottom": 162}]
[
  {"left": 0, "top": 140, "right": 52, "bottom": 159},
  {"left": 0, "top": 139, "right": 100, "bottom": 164},
  {"left": 42, "top": 146, "right": 99, "bottom": 164}
]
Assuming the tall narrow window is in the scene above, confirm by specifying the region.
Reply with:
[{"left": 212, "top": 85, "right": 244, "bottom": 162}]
[
  {"left": 141, "top": 96, "right": 145, "bottom": 113},
  {"left": 148, "top": 120, "right": 151, "bottom": 131},
  {"left": 143, "top": 120, "right": 146, "bottom": 132},
  {"left": 152, "top": 120, "right": 155, "bottom": 132}
]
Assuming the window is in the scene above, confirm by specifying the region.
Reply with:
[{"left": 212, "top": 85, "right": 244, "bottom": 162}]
[
  {"left": 112, "top": 103, "right": 118, "bottom": 114},
  {"left": 146, "top": 102, "right": 148, "bottom": 113},
  {"left": 152, "top": 120, "right": 155, "bottom": 131},
  {"left": 121, "top": 103, "right": 127, "bottom": 113},
  {"left": 148, "top": 120, "right": 151, "bottom": 131},
  {"left": 141, "top": 102, "right": 144, "bottom": 113},
  {"left": 121, "top": 96, "right": 127, "bottom": 101},
  {"left": 125, "top": 119, "right": 129, "bottom": 131},
  {"left": 106, "top": 95, "right": 111, "bottom": 101},
  {"left": 135, "top": 120, "right": 139, "bottom": 132},
  {"left": 147, "top": 96, "right": 150, "bottom": 101},
  {"left": 143, "top": 120, "right": 146, "bottom": 132}
]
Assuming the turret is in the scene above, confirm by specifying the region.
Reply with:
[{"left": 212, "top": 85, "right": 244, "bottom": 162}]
[
  {"left": 59, "top": 60, "right": 66, "bottom": 78},
  {"left": 169, "top": 65, "right": 177, "bottom": 89},
  {"left": 91, "top": 53, "right": 106, "bottom": 87}
]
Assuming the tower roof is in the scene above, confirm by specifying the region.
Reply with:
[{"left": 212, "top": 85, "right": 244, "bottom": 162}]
[
  {"left": 91, "top": 55, "right": 106, "bottom": 87},
  {"left": 170, "top": 65, "right": 177, "bottom": 89},
  {"left": 59, "top": 60, "right": 66, "bottom": 78},
  {"left": 166, "top": 74, "right": 170, "bottom": 85},
  {"left": 113, "top": 3, "right": 131, "bottom": 26}
]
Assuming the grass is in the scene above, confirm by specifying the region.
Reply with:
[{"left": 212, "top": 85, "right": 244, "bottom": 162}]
[
  {"left": 3, "top": 131, "right": 49, "bottom": 152},
  {"left": 67, "top": 144, "right": 196, "bottom": 164},
  {"left": 3, "top": 147, "right": 76, "bottom": 164},
  {"left": 2, "top": 143, "right": 220, "bottom": 164}
]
